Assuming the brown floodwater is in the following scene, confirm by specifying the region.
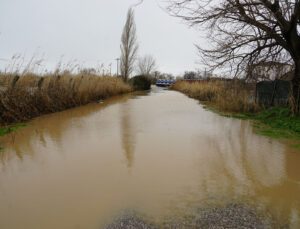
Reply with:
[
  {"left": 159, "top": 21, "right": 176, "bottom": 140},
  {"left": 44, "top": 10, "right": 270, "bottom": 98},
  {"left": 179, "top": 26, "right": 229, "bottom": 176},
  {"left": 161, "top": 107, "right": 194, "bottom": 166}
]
[{"left": 0, "top": 87, "right": 299, "bottom": 229}]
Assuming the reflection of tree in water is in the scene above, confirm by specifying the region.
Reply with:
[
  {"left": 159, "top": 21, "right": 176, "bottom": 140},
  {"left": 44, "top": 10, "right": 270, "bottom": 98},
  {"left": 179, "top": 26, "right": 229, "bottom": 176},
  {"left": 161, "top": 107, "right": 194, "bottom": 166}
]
[
  {"left": 0, "top": 95, "right": 132, "bottom": 165},
  {"left": 201, "top": 117, "right": 286, "bottom": 187},
  {"left": 190, "top": 116, "right": 300, "bottom": 226},
  {"left": 120, "top": 102, "right": 136, "bottom": 169}
]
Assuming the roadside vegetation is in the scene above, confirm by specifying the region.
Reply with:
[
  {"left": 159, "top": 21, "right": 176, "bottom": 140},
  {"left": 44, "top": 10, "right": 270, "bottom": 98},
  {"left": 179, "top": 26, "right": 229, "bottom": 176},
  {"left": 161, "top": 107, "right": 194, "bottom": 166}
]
[
  {"left": 172, "top": 80, "right": 300, "bottom": 143},
  {"left": 172, "top": 80, "right": 258, "bottom": 113},
  {"left": 247, "top": 108, "right": 300, "bottom": 142},
  {"left": 0, "top": 73, "right": 132, "bottom": 125},
  {"left": 0, "top": 124, "right": 26, "bottom": 136},
  {"left": 129, "top": 75, "right": 151, "bottom": 90}
]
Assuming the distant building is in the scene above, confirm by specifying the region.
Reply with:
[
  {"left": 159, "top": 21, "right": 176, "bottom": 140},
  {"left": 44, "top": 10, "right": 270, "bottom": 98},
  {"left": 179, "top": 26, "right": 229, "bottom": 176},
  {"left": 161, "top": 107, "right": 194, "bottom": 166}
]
[{"left": 246, "top": 61, "right": 294, "bottom": 82}]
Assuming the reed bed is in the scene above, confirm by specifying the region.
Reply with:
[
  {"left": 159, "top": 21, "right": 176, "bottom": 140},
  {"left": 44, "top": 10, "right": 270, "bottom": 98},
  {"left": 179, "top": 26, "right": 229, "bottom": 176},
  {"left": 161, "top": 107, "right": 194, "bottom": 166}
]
[
  {"left": 0, "top": 73, "right": 132, "bottom": 124},
  {"left": 172, "top": 80, "right": 259, "bottom": 113}
]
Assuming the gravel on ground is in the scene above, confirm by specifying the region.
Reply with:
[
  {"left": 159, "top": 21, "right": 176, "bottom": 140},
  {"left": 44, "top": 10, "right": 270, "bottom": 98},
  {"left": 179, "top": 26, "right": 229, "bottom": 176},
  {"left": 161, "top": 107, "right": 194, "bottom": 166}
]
[{"left": 103, "top": 203, "right": 279, "bottom": 229}]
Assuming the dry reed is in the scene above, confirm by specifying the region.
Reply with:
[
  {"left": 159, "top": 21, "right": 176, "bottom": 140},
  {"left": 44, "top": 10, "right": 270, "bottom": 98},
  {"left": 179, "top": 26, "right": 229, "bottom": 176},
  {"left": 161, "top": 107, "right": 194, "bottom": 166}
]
[
  {"left": 0, "top": 73, "right": 132, "bottom": 124},
  {"left": 172, "top": 80, "right": 259, "bottom": 113}
]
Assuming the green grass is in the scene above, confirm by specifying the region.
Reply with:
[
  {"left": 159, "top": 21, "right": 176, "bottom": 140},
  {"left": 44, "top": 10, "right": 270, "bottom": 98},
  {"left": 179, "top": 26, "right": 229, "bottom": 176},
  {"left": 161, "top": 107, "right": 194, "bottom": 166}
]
[
  {"left": 0, "top": 123, "right": 26, "bottom": 136},
  {"left": 223, "top": 107, "right": 300, "bottom": 144},
  {"left": 0, "top": 127, "right": 11, "bottom": 136},
  {"left": 250, "top": 108, "right": 300, "bottom": 139},
  {"left": 191, "top": 95, "right": 300, "bottom": 143},
  {"left": 0, "top": 123, "right": 26, "bottom": 152},
  {"left": 291, "top": 143, "right": 300, "bottom": 149},
  {"left": 255, "top": 127, "right": 294, "bottom": 139}
]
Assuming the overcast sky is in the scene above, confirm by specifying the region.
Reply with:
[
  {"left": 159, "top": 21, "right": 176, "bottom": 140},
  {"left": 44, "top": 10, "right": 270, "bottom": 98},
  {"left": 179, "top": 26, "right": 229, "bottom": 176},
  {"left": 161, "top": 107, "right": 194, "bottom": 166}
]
[{"left": 0, "top": 0, "right": 203, "bottom": 75}]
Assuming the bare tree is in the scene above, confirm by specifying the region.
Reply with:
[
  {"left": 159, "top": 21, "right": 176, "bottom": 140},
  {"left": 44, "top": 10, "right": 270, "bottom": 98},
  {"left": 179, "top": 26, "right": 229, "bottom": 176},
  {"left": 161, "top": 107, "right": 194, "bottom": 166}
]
[
  {"left": 120, "top": 8, "right": 139, "bottom": 82},
  {"left": 137, "top": 55, "right": 157, "bottom": 76},
  {"left": 167, "top": 0, "right": 300, "bottom": 112}
]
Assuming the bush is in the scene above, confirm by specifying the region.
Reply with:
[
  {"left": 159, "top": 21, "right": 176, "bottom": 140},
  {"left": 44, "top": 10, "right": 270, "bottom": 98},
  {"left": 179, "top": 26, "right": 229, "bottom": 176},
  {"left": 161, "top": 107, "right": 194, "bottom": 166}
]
[{"left": 129, "top": 75, "right": 151, "bottom": 91}]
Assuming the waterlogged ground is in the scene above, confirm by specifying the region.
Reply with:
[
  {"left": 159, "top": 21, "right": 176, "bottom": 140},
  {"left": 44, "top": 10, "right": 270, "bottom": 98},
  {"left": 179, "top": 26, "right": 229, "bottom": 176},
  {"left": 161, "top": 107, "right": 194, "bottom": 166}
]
[{"left": 0, "top": 87, "right": 299, "bottom": 229}]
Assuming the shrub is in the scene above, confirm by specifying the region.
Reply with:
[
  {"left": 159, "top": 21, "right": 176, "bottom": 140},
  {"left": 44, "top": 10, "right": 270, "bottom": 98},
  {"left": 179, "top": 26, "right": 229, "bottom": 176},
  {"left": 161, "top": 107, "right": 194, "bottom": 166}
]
[{"left": 129, "top": 75, "right": 151, "bottom": 91}]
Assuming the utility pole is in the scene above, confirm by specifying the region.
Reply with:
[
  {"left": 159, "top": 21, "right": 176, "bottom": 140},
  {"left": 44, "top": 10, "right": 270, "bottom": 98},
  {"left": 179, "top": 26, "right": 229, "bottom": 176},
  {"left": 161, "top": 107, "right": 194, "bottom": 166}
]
[{"left": 115, "top": 58, "right": 120, "bottom": 76}]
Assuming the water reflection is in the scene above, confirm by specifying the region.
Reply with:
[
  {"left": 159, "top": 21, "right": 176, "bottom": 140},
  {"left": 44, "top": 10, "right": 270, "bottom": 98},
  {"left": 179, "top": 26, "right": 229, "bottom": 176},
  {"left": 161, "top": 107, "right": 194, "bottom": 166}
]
[
  {"left": 189, "top": 115, "right": 286, "bottom": 200},
  {"left": 0, "top": 88, "right": 299, "bottom": 229},
  {"left": 0, "top": 95, "right": 131, "bottom": 166},
  {"left": 120, "top": 101, "right": 136, "bottom": 169}
]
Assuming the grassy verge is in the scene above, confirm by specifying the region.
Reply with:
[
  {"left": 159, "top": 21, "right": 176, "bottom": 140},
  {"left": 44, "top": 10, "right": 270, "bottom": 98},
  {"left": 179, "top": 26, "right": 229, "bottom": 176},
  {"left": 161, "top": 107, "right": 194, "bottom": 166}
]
[
  {"left": 242, "top": 108, "right": 300, "bottom": 140},
  {"left": 0, "top": 124, "right": 26, "bottom": 151},
  {"left": 172, "top": 80, "right": 300, "bottom": 145},
  {"left": 0, "top": 124, "right": 26, "bottom": 137}
]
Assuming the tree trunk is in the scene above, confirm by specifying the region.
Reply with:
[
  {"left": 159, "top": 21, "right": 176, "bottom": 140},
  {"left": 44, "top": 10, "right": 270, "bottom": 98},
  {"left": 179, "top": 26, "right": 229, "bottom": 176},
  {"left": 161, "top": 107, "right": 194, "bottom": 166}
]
[{"left": 291, "top": 60, "right": 300, "bottom": 114}]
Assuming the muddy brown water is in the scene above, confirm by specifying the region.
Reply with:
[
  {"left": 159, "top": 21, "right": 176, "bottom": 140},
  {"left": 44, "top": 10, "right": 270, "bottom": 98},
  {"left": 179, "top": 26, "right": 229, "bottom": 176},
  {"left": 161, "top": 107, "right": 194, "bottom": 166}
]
[{"left": 0, "top": 87, "right": 299, "bottom": 229}]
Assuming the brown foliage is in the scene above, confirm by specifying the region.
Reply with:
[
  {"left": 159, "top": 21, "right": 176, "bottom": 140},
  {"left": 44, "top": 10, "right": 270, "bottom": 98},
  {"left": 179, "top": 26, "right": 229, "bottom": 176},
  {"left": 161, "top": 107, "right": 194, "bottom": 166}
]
[
  {"left": 0, "top": 73, "right": 132, "bottom": 124},
  {"left": 172, "top": 80, "right": 259, "bottom": 113}
]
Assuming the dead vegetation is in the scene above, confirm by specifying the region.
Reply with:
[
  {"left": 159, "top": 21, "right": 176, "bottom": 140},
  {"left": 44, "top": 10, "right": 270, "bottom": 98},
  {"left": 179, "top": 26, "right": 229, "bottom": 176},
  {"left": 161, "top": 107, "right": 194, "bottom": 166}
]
[
  {"left": 0, "top": 73, "right": 132, "bottom": 124},
  {"left": 172, "top": 80, "right": 259, "bottom": 113}
]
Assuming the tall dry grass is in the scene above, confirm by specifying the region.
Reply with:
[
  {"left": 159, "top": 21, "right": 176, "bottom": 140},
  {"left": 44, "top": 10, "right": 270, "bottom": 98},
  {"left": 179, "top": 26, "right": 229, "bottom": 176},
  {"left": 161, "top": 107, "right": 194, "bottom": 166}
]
[
  {"left": 172, "top": 80, "right": 259, "bottom": 113},
  {"left": 0, "top": 73, "right": 132, "bottom": 124}
]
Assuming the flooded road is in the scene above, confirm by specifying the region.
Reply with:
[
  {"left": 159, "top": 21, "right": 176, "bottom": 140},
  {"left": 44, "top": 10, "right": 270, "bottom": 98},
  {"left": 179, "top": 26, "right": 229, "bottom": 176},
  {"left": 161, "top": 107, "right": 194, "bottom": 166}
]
[{"left": 0, "top": 87, "right": 300, "bottom": 229}]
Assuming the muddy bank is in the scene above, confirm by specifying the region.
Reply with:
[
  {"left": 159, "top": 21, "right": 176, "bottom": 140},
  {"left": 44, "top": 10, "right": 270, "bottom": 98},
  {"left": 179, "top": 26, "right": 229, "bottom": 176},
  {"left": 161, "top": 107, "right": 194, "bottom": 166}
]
[{"left": 104, "top": 204, "right": 278, "bottom": 229}]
